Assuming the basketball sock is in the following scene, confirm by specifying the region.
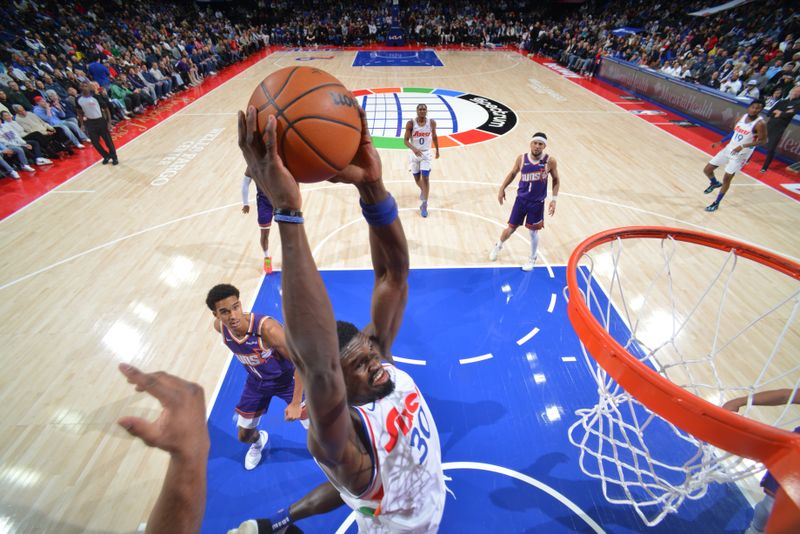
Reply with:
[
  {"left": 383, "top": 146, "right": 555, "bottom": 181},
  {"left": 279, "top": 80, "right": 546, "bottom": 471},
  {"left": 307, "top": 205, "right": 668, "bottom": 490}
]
[
  {"left": 264, "top": 249, "right": 269, "bottom": 258},
  {"left": 715, "top": 192, "right": 725, "bottom": 203},
  {"left": 529, "top": 229, "right": 540, "bottom": 259}
]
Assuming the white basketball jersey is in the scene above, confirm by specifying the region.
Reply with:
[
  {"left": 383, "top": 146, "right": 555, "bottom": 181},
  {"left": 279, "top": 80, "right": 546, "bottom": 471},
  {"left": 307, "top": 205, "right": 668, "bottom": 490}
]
[
  {"left": 320, "top": 364, "right": 445, "bottom": 533},
  {"left": 727, "top": 113, "right": 763, "bottom": 156},
  {"left": 411, "top": 118, "right": 432, "bottom": 152}
]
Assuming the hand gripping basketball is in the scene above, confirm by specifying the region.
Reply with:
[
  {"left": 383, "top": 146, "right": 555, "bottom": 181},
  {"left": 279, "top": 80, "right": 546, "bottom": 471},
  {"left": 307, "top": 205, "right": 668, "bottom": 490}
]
[
  {"left": 238, "top": 106, "right": 301, "bottom": 211},
  {"left": 330, "top": 106, "right": 382, "bottom": 187}
]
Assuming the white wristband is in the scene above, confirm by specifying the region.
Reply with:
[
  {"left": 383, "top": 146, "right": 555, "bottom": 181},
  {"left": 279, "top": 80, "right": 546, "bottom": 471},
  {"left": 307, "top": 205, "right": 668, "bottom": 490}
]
[{"left": 551, "top": 196, "right": 558, "bottom": 202}]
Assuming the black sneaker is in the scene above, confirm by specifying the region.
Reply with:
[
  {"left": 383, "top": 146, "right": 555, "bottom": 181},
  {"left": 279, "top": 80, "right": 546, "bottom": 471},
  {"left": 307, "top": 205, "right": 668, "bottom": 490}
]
[
  {"left": 703, "top": 181, "right": 722, "bottom": 194},
  {"left": 705, "top": 201, "right": 719, "bottom": 212},
  {"left": 112, "top": 159, "right": 119, "bottom": 165},
  {"left": 102, "top": 157, "right": 110, "bottom": 165}
]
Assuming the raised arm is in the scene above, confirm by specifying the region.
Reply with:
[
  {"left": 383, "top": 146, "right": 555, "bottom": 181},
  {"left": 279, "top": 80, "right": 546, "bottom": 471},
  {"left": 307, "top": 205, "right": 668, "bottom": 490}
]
[
  {"left": 118, "top": 364, "right": 209, "bottom": 534},
  {"left": 238, "top": 108, "right": 350, "bottom": 465},
  {"left": 335, "top": 107, "right": 409, "bottom": 359}
]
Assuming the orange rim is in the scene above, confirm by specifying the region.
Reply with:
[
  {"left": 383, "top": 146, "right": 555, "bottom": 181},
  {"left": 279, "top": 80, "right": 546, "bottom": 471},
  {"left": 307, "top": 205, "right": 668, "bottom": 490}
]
[{"left": 566, "top": 226, "right": 800, "bottom": 510}]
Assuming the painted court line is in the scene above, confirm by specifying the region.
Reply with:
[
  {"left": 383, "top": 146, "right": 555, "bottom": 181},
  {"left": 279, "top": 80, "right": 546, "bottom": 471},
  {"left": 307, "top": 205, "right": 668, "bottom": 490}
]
[
  {"left": 516, "top": 326, "right": 540, "bottom": 346},
  {"left": 562, "top": 356, "right": 577, "bottom": 362},
  {"left": 459, "top": 353, "right": 493, "bottom": 365},
  {"left": 547, "top": 293, "right": 557, "bottom": 313},
  {"left": 393, "top": 356, "right": 427, "bottom": 366}
]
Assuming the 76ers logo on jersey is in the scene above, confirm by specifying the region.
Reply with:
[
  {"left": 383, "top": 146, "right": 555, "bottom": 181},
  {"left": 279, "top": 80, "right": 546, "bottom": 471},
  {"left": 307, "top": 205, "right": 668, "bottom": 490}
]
[{"left": 384, "top": 390, "right": 431, "bottom": 464}]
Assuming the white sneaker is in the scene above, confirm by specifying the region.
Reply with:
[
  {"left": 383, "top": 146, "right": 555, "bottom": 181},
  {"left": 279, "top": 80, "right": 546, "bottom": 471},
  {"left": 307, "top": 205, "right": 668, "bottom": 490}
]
[
  {"left": 521, "top": 256, "right": 536, "bottom": 272},
  {"left": 244, "top": 430, "right": 268, "bottom": 470},
  {"left": 76, "top": 143, "right": 85, "bottom": 149},
  {"left": 227, "top": 519, "right": 258, "bottom": 534},
  {"left": 10, "top": 171, "right": 20, "bottom": 179},
  {"left": 36, "top": 157, "right": 53, "bottom": 165},
  {"left": 21, "top": 165, "right": 35, "bottom": 172},
  {"left": 489, "top": 243, "right": 502, "bottom": 261}
]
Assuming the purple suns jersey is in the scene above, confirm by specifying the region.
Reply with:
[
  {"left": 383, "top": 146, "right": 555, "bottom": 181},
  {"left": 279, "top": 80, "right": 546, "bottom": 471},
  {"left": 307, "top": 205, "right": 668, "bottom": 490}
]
[
  {"left": 517, "top": 153, "right": 549, "bottom": 202},
  {"left": 221, "top": 313, "right": 294, "bottom": 384}
]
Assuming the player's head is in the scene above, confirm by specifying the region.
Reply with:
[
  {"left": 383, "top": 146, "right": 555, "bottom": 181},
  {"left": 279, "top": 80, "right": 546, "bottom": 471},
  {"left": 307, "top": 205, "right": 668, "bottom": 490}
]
[
  {"left": 337, "top": 320, "right": 395, "bottom": 405},
  {"left": 416, "top": 103, "right": 427, "bottom": 119},
  {"left": 206, "top": 284, "right": 245, "bottom": 330},
  {"left": 747, "top": 99, "right": 765, "bottom": 117},
  {"left": 530, "top": 132, "right": 547, "bottom": 156}
]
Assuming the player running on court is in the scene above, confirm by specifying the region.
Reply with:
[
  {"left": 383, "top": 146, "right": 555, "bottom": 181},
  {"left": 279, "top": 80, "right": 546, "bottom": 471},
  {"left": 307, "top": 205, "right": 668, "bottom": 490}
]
[
  {"left": 703, "top": 99, "right": 767, "bottom": 212},
  {"left": 242, "top": 166, "right": 274, "bottom": 273},
  {"left": 489, "top": 132, "right": 560, "bottom": 271},
  {"left": 206, "top": 283, "right": 304, "bottom": 471},
  {"left": 404, "top": 103, "right": 440, "bottom": 218}
]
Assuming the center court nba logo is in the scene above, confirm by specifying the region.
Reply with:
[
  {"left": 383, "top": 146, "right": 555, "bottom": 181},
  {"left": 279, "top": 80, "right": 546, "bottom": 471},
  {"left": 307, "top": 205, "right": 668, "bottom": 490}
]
[{"left": 351, "top": 87, "right": 518, "bottom": 149}]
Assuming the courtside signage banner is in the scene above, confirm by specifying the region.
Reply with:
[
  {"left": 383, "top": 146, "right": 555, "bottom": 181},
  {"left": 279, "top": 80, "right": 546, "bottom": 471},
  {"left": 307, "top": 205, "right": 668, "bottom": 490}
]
[{"left": 599, "top": 57, "right": 800, "bottom": 162}]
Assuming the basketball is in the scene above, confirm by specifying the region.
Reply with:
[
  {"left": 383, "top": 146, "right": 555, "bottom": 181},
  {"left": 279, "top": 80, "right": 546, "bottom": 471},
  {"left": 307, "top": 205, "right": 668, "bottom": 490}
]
[{"left": 247, "top": 66, "right": 362, "bottom": 183}]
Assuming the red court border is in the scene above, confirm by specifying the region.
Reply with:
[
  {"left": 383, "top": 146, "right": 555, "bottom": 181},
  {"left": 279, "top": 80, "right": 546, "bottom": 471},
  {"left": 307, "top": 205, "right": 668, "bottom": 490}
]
[{"left": 2, "top": 46, "right": 797, "bottom": 220}]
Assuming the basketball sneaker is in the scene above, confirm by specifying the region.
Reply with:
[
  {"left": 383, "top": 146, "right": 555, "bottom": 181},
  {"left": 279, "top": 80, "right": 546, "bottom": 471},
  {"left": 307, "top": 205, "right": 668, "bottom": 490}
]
[
  {"left": 522, "top": 256, "right": 536, "bottom": 272},
  {"left": 489, "top": 242, "right": 502, "bottom": 261},
  {"left": 244, "top": 430, "right": 268, "bottom": 470},
  {"left": 264, "top": 256, "right": 272, "bottom": 274},
  {"left": 703, "top": 180, "right": 722, "bottom": 194},
  {"left": 705, "top": 201, "right": 720, "bottom": 212},
  {"left": 420, "top": 201, "right": 428, "bottom": 218}
]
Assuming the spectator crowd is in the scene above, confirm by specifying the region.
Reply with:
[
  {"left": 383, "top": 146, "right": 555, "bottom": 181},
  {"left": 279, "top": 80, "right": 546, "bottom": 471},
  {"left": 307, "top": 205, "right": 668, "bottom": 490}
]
[
  {"left": 0, "top": 0, "right": 269, "bottom": 180},
  {"left": 2, "top": 0, "right": 799, "bottom": 180}
]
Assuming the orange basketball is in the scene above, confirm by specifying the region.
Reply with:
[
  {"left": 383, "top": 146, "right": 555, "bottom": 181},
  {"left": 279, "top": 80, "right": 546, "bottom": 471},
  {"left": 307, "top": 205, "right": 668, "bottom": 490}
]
[{"left": 247, "top": 66, "right": 362, "bottom": 183}]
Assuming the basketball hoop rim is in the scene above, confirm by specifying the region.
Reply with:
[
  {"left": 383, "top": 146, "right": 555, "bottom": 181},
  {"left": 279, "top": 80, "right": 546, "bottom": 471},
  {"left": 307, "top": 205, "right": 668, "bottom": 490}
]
[{"left": 566, "top": 226, "right": 800, "bottom": 505}]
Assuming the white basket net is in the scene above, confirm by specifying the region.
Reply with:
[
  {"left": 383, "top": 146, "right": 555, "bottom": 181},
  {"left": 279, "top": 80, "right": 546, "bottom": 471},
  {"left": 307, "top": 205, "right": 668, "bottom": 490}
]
[{"left": 566, "top": 233, "right": 800, "bottom": 526}]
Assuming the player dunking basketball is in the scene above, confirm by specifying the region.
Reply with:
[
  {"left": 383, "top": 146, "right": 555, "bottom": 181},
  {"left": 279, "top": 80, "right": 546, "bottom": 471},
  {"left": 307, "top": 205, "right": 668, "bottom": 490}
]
[
  {"left": 490, "top": 132, "right": 560, "bottom": 271},
  {"left": 702, "top": 99, "right": 767, "bottom": 212},
  {"left": 242, "top": 166, "right": 274, "bottom": 273},
  {"left": 229, "top": 106, "right": 445, "bottom": 533},
  {"left": 206, "top": 283, "right": 305, "bottom": 471},
  {"left": 404, "top": 103, "right": 439, "bottom": 218}
]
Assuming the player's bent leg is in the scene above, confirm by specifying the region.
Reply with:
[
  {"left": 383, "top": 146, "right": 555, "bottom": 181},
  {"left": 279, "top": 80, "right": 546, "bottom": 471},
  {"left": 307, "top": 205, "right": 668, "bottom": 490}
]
[
  {"left": 703, "top": 163, "right": 722, "bottom": 193},
  {"left": 419, "top": 171, "right": 430, "bottom": 217},
  {"left": 706, "top": 172, "right": 735, "bottom": 212},
  {"left": 227, "top": 482, "right": 342, "bottom": 534},
  {"left": 237, "top": 410, "right": 269, "bottom": 470},
  {"left": 490, "top": 224, "right": 518, "bottom": 261},
  {"left": 260, "top": 228, "right": 272, "bottom": 274}
]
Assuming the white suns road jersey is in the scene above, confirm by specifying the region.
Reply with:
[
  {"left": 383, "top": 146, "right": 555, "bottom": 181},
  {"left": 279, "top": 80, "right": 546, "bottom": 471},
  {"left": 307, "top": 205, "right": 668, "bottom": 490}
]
[
  {"left": 321, "top": 364, "right": 446, "bottom": 533},
  {"left": 411, "top": 117, "right": 433, "bottom": 152},
  {"left": 727, "top": 113, "right": 763, "bottom": 156}
]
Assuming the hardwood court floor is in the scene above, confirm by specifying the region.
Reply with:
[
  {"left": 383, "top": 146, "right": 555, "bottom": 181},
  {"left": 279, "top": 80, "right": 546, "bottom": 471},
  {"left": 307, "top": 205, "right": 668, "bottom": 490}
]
[{"left": 0, "top": 50, "right": 797, "bottom": 532}]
